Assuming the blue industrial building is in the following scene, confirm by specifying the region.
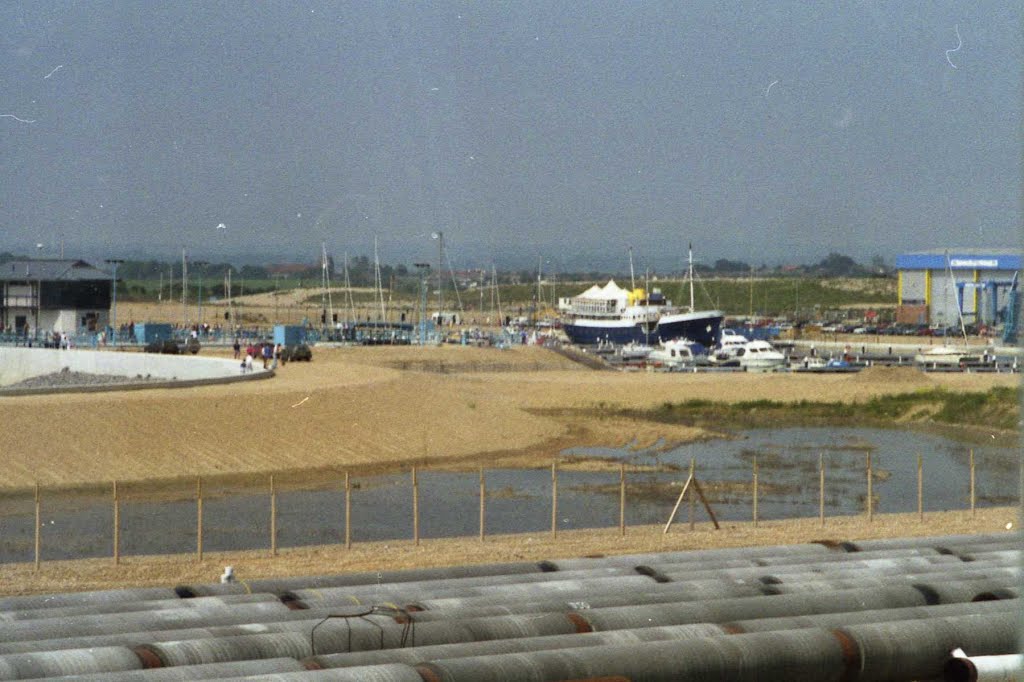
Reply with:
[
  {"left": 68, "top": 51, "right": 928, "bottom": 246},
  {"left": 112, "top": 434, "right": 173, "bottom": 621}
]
[{"left": 895, "top": 249, "right": 1020, "bottom": 335}]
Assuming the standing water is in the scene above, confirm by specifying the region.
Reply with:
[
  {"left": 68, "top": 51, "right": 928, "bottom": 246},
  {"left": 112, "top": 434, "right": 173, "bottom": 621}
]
[{"left": 0, "top": 428, "right": 1015, "bottom": 563}]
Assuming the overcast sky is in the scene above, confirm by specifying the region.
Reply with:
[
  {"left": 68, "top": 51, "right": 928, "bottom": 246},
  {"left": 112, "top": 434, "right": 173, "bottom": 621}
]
[{"left": 1, "top": 2, "right": 1020, "bottom": 271}]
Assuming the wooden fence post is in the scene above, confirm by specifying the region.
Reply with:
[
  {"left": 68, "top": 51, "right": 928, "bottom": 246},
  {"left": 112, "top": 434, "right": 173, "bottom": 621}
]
[
  {"left": 917, "top": 453, "right": 923, "bottom": 521},
  {"left": 551, "top": 461, "right": 558, "bottom": 537},
  {"left": 33, "top": 483, "right": 40, "bottom": 572},
  {"left": 196, "top": 476, "right": 204, "bottom": 562},
  {"left": 479, "top": 467, "right": 485, "bottom": 542},
  {"left": 866, "top": 452, "right": 873, "bottom": 522},
  {"left": 412, "top": 466, "right": 420, "bottom": 545},
  {"left": 112, "top": 480, "right": 120, "bottom": 565},
  {"left": 688, "top": 457, "right": 696, "bottom": 531},
  {"left": 270, "top": 475, "right": 277, "bottom": 557},
  {"left": 344, "top": 471, "right": 351, "bottom": 550},
  {"left": 969, "top": 449, "right": 976, "bottom": 518},
  {"left": 619, "top": 463, "right": 626, "bottom": 536},
  {"left": 819, "top": 453, "right": 825, "bottom": 528},
  {"left": 752, "top": 456, "right": 759, "bottom": 528}
]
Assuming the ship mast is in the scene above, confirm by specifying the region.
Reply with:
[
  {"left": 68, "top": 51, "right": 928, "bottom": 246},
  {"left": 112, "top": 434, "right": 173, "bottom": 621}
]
[
  {"left": 628, "top": 247, "right": 636, "bottom": 291},
  {"left": 687, "top": 243, "right": 695, "bottom": 313}
]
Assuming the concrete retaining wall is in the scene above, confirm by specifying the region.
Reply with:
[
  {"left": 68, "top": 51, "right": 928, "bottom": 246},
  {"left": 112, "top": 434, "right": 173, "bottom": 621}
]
[{"left": 0, "top": 347, "right": 271, "bottom": 389}]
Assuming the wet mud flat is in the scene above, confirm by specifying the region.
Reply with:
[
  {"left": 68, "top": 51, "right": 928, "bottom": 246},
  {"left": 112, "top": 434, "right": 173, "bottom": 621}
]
[{"left": 0, "top": 428, "right": 1015, "bottom": 563}]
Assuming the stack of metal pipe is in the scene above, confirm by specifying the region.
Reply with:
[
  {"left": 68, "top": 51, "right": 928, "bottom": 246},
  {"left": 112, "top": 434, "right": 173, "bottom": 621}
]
[{"left": 0, "top": 531, "right": 1015, "bottom": 681}]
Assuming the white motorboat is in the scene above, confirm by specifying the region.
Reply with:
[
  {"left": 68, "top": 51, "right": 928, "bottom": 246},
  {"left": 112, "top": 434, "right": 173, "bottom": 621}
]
[
  {"left": 617, "top": 341, "right": 654, "bottom": 361},
  {"left": 647, "top": 338, "right": 698, "bottom": 369},
  {"left": 709, "top": 329, "right": 749, "bottom": 364},
  {"left": 734, "top": 340, "right": 787, "bottom": 371},
  {"left": 913, "top": 345, "right": 982, "bottom": 367}
]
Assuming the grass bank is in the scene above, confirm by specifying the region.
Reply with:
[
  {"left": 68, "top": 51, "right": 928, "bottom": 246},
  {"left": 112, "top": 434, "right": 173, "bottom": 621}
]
[{"left": 617, "top": 387, "right": 1019, "bottom": 441}]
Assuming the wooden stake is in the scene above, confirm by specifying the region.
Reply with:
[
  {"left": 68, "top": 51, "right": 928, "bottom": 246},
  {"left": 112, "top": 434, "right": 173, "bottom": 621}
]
[
  {"left": 969, "top": 449, "right": 976, "bottom": 518},
  {"left": 819, "top": 453, "right": 825, "bottom": 528},
  {"left": 551, "top": 461, "right": 558, "bottom": 537},
  {"left": 479, "top": 467, "right": 485, "bottom": 542},
  {"left": 752, "top": 456, "right": 759, "bottom": 528},
  {"left": 688, "top": 457, "right": 696, "bottom": 531},
  {"left": 690, "top": 478, "right": 721, "bottom": 530},
  {"left": 663, "top": 474, "right": 694, "bottom": 534},
  {"left": 866, "top": 452, "right": 873, "bottom": 522},
  {"left": 917, "top": 453, "right": 923, "bottom": 521},
  {"left": 619, "top": 463, "right": 626, "bottom": 536},
  {"left": 33, "top": 483, "right": 40, "bottom": 572},
  {"left": 112, "top": 480, "right": 120, "bottom": 565},
  {"left": 412, "top": 466, "right": 420, "bottom": 545},
  {"left": 344, "top": 471, "right": 351, "bottom": 549},
  {"left": 270, "top": 475, "right": 277, "bottom": 557},
  {"left": 196, "top": 476, "right": 204, "bottom": 562}
]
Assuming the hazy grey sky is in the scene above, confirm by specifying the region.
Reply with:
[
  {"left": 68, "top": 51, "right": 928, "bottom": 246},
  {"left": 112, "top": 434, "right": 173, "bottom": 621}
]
[{"left": 1, "top": 2, "right": 1020, "bottom": 270}]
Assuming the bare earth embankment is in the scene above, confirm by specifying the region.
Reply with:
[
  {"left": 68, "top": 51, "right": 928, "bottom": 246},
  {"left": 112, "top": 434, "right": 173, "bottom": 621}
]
[{"left": 0, "top": 345, "right": 1017, "bottom": 595}]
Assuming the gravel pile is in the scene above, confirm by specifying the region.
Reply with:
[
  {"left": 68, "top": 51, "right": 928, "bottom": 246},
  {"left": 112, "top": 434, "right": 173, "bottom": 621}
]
[{"left": 8, "top": 367, "right": 164, "bottom": 389}]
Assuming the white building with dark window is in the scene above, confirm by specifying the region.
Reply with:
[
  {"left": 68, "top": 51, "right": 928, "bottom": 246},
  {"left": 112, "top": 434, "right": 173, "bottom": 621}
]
[
  {"left": 895, "top": 249, "right": 1021, "bottom": 328},
  {"left": 0, "top": 259, "right": 113, "bottom": 335}
]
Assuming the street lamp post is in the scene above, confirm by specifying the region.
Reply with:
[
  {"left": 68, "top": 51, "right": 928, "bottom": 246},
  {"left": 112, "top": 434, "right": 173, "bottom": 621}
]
[
  {"left": 414, "top": 263, "right": 430, "bottom": 345},
  {"left": 104, "top": 259, "right": 124, "bottom": 345},
  {"left": 431, "top": 231, "right": 443, "bottom": 323}
]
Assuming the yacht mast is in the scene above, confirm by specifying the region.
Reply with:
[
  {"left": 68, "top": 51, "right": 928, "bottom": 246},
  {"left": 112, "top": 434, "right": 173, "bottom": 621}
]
[
  {"left": 687, "top": 243, "right": 695, "bottom": 313},
  {"left": 628, "top": 247, "right": 636, "bottom": 291},
  {"left": 945, "top": 251, "right": 969, "bottom": 344}
]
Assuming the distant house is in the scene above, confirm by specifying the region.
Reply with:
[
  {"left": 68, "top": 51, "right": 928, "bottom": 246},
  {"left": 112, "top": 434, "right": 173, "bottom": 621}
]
[{"left": 0, "top": 259, "right": 112, "bottom": 335}]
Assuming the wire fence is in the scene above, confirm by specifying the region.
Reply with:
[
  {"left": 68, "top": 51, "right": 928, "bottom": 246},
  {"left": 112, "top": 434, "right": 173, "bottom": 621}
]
[{"left": 0, "top": 448, "right": 1009, "bottom": 570}]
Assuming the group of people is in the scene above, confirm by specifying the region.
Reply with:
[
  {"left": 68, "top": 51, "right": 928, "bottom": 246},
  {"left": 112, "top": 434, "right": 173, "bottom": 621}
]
[{"left": 234, "top": 339, "right": 285, "bottom": 372}]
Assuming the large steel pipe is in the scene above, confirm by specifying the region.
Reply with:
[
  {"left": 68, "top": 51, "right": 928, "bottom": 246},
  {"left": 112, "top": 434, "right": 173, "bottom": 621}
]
[
  {"left": 841, "top": 533, "right": 1016, "bottom": 552},
  {"left": 291, "top": 576, "right": 660, "bottom": 610},
  {"left": 0, "top": 601, "right": 296, "bottom": 643},
  {"left": 136, "top": 612, "right": 582, "bottom": 666},
  {"left": 175, "top": 562, "right": 542, "bottom": 598},
  {"left": 0, "top": 593, "right": 280, "bottom": 623},
  {"left": 406, "top": 581, "right": 770, "bottom": 622},
  {"left": 944, "top": 653, "right": 1023, "bottom": 682},
  {"left": 283, "top": 567, "right": 645, "bottom": 606},
  {"left": 726, "top": 598, "right": 1019, "bottom": 633},
  {"left": 0, "top": 646, "right": 143, "bottom": 680},
  {"left": 546, "top": 543, "right": 831, "bottom": 571},
  {"left": 196, "top": 664, "right": 428, "bottom": 680},
  {"left": 26, "top": 657, "right": 308, "bottom": 681},
  {"left": 0, "top": 587, "right": 178, "bottom": 612},
  {"left": 414, "top": 629, "right": 854, "bottom": 682},
  {"left": 837, "top": 611, "right": 1020, "bottom": 681},
  {"left": 759, "top": 564, "right": 1019, "bottom": 585},
  {"left": 307, "top": 623, "right": 729, "bottom": 670},
  {"left": 910, "top": 578, "right": 1019, "bottom": 605},
  {"left": 575, "top": 585, "right": 929, "bottom": 631},
  {"left": 762, "top": 574, "right": 1018, "bottom": 597}
]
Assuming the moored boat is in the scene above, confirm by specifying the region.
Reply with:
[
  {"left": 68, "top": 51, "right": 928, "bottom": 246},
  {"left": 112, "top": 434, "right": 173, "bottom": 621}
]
[
  {"left": 559, "top": 247, "right": 724, "bottom": 348},
  {"left": 913, "top": 345, "right": 982, "bottom": 367}
]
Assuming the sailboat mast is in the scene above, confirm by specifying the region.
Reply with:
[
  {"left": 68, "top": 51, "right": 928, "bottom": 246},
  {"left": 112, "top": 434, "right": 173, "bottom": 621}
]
[
  {"left": 629, "top": 247, "right": 636, "bottom": 291},
  {"left": 945, "top": 251, "right": 969, "bottom": 343},
  {"left": 343, "top": 251, "right": 355, "bottom": 327},
  {"left": 688, "top": 243, "right": 695, "bottom": 313},
  {"left": 374, "top": 236, "right": 386, "bottom": 322},
  {"left": 181, "top": 247, "right": 188, "bottom": 326}
]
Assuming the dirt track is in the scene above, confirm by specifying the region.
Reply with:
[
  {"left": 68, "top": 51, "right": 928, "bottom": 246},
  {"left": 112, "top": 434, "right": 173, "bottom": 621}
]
[{"left": 0, "top": 345, "right": 1016, "bottom": 491}]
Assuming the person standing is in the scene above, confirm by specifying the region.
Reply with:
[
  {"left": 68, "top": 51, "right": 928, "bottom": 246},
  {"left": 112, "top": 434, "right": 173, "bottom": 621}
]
[{"left": 233, "top": 338, "right": 241, "bottom": 360}]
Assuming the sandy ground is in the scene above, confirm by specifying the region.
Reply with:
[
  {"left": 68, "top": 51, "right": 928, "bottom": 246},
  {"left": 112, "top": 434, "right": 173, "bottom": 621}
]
[
  {"left": 0, "top": 344, "right": 1017, "bottom": 596},
  {"left": 0, "top": 508, "right": 1014, "bottom": 597},
  {"left": 0, "top": 346, "right": 1017, "bottom": 492}
]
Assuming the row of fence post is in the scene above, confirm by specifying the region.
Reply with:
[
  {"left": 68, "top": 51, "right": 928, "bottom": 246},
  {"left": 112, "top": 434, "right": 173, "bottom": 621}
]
[{"left": 27, "top": 450, "right": 981, "bottom": 571}]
